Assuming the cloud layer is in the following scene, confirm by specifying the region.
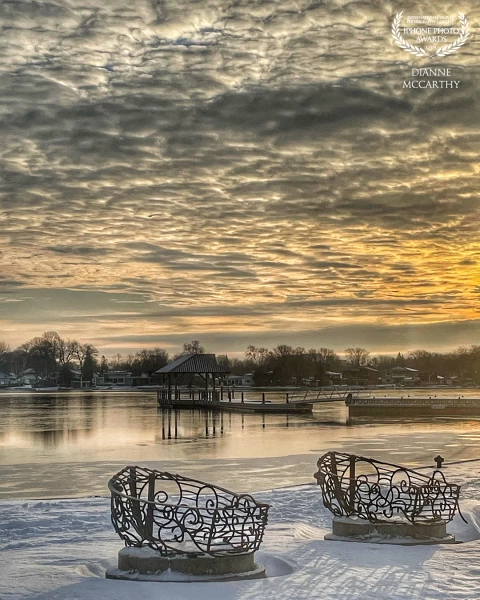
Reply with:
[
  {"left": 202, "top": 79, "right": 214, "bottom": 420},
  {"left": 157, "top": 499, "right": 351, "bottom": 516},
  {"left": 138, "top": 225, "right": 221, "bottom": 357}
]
[{"left": 0, "top": 0, "right": 479, "bottom": 355}]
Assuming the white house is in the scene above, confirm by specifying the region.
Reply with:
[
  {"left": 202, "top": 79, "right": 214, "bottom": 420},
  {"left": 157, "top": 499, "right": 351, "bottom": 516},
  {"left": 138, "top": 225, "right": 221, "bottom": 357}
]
[
  {"left": 93, "top": 371, "right": 135, "bottom": 387},
  {"left": 19, "top": 369, "right": 37, "bottom": 386},
  {"left": 0, "top": 372, "right": 17, "bottom": 387},
  {"left": 221, "top": 373, "right": 254, "bottom": 387}
]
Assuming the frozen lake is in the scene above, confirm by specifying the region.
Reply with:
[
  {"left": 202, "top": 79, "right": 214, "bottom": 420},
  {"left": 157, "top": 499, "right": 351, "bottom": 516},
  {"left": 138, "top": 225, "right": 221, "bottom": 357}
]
[{"left": 1, "top": 389, "right": 480, "bottom": 499}]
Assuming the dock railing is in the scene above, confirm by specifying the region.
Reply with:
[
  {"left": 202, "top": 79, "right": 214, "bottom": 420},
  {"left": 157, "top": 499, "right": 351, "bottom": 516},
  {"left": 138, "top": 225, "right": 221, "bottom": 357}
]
[
  {"left": 157, "top": 388, "right": 220, "bottom": 407},
  {"left": 156, "top": 386, "right": 372, "bottom": 408},
  {"left": 287, "top": 387, "right": 372, "bottom": 404}
]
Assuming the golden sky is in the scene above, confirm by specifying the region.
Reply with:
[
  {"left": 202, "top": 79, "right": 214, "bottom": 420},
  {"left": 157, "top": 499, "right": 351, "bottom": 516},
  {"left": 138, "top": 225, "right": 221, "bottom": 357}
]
[{"left": 0, "top": 0, "right": 479, "bottom": 356}]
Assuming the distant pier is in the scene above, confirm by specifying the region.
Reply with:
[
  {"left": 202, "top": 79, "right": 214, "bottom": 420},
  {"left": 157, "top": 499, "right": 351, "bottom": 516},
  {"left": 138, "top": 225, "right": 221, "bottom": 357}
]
[{"left": 347, "top": 395, "right": 480, "bottom": 417}]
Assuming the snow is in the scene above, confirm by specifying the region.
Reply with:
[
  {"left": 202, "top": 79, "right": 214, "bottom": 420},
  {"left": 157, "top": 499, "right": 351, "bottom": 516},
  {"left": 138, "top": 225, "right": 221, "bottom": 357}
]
[{"left": 2, "top": 461, "right": 480, "bottom": 599}]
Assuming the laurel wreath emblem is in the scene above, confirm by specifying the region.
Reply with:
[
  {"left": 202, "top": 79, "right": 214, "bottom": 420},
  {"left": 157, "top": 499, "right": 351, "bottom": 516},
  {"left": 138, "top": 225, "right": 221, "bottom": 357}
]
[{"left": 391, "top": 11, "right": 469, "bottom": 58}]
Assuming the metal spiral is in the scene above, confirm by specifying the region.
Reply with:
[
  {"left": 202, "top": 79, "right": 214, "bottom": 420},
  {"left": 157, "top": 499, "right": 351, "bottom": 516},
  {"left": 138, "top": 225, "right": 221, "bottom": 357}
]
[
  {"left": 109, "top": 466, "right": 270, "bottom": 557},
  {"left": 314, "top": 451, "right": 462, "bottom": 524}
]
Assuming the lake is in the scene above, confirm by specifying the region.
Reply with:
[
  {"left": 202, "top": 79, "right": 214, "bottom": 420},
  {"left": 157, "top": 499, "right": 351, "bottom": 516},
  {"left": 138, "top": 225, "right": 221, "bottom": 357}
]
[{"left": 1, "top": 388, "right": 480, "bottom": 499}]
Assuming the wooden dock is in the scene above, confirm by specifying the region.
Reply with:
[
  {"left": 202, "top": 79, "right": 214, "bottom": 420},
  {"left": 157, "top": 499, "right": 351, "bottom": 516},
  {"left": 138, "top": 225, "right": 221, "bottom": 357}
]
[
  {"left": 156, "top": 388, "right": 317, "bottom": 414},
  {"left": 157, "top": 395, "right": 314, "bottom": 414},
  {"left": 347, "top": 395, "right": 480, "bottom": 417},
  {"left": 156, "top": 387, "right": 369, "bottom": 414},
  {"left": 219, "top": 400, "right": 313, "bottom": 414}
]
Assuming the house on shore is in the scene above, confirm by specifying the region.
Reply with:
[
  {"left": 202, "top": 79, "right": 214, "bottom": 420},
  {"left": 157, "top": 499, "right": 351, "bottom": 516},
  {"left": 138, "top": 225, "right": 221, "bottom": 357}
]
[
  {"left": 343, "top": 366, "right": 380, "bottom": 386},
  {"left": 93, "top": 371, "right": 150, "bottom": 387},
  {"left": 0, "top": 372, "right": 17, "bottom": 387},
  {"left": 221, "top": 373, "right": 254, "bottom": 387},
  {"left": 19, "top": 369, "right": 38, "bottom": 387},
  {"left": 325, "top": 371, "right": 342, "bottom": 385},
  {"left": 383, "top": 366, "right": 420, "bottom": 386}
]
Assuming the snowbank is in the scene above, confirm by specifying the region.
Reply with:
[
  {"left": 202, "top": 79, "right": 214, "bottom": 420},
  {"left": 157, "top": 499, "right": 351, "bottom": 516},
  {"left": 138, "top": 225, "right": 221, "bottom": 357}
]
[{"left": 2, "top": 461, "right": 480, "bottom": 599}]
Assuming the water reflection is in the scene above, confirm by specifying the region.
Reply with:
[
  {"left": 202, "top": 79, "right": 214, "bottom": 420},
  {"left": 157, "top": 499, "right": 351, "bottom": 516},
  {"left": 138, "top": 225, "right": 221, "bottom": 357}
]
[
  {"left": 2, "top": 390, "right": 480, "bottom": 498},
  {"left": 156, "top": 408, "right": 299, "bottom": 441}
]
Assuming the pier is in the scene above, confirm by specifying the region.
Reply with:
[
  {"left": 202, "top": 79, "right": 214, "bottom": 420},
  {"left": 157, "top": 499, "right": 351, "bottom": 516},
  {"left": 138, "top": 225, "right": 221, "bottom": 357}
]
[
  {"left": 153, "top": 353, "right": 371, "bottom": 414},
  {"left": 156, "top": 387, "right": 369, "bottom": 414},
  {"left": 347, "top": 394, "right": 480, "bottom": 417},
  {"left": 156, "top": 389, "right": 313, "bottom": 413}
]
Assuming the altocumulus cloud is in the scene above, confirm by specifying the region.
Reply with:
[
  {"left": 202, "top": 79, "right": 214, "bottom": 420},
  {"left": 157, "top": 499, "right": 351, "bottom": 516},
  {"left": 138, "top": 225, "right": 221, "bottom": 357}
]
[{"left": 0, "top": 0, "right": 479, "bottom": 354}]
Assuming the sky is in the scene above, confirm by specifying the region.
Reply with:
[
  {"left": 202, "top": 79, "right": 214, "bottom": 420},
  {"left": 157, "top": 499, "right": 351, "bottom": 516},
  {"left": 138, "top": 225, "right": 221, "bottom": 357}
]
[{"left": 0, "top": 0, "right": 479, "bottom": 358}]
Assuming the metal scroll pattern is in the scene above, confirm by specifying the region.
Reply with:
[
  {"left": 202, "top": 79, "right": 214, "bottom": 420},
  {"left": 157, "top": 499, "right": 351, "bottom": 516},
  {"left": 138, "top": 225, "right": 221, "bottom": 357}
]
[
  {"left": 109, "top": 466, "right": 270, "bottom": 557},
  {"left": 314, "top": 451, "right": 462, "bottom": 524}
]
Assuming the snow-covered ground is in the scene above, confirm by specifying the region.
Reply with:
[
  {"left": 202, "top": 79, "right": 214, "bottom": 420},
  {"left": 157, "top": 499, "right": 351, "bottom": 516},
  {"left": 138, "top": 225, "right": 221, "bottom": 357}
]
[{"left": 2, "top": 460, "right": 480, "bottom": 599}]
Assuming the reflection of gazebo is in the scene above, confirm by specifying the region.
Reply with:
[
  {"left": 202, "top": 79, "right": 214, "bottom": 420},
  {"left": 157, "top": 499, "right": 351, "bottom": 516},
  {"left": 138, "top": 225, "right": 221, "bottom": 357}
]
[{"left": 154, "top": 354, "right": 229, "bottom": 403}]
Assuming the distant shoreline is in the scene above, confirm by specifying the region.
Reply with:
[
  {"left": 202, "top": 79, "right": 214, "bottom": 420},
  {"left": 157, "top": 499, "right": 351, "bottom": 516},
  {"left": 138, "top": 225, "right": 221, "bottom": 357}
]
[{"left": 1, "top": 384, "right": 479, "bottom": 395}]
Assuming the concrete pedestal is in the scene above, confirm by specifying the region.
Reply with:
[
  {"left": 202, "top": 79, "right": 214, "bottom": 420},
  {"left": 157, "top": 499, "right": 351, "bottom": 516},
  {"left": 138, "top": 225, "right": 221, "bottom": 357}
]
[
  {"left": 325, "top": 516, "right": 456, "bottom": 545},
  {"left": 105, "top": 547, "right": 266, "bottom": 582}
]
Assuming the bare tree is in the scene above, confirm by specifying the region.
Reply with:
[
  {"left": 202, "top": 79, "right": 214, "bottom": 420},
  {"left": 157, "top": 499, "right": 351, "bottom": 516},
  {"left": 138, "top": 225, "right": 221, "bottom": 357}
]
[
  {"left": 71, "top": 342, "right": 98, "bottom": 372},
  {"left": 216, "top": 354, "right": 230, "bottom": 372},
  {"left": 316, "top": 348, "right": 338, "bottom": 366},
  {"left": 245, "top": 345, "right": 270, "bottom": 365},
  {"left": 132, "top": 348, "right": 168, "bottom": 375},
  {"left": 23, "top": 332, "right": 62, "bottom": 376},
  {"left": 57, "top": 338, "right": 78, "bottom": 366},
  {"left": 0, "top": 342, "right": 10, "bottom": 370},
  {"left": 8, "top": 348, "right": 29, "bottom": 376},
  {"left": 0, "top": 342, "right": 11, "bottom": 373},
  {"left": 345, "top": 347, "right": 370, "bottom": 367},
  {"left": 110, "top": 353, "right": 124, "bottom": 370},
  {"left": 408, "top": 350, "right": 435, "bottom": 372},
  {"left": 271, "top": 344, "right": 294, "bottom": 357},
  {"left": 182, "top": 340, "right": 205, "bottom": 355}
]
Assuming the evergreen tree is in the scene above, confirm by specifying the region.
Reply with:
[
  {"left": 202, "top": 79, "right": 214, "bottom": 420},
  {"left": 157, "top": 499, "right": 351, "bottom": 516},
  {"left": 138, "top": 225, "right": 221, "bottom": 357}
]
[
  {"left": 82, "top": 352, "right": 96, "bottom": 384},
  {"left": 58, "top": 363, "right": 73, "bottom": 387},
  {"left": 100, "top": 355, "right": 109, "bottom": 374}
]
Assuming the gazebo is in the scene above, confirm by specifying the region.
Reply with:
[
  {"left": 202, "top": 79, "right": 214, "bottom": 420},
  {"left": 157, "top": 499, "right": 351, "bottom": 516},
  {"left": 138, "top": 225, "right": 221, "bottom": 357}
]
[{"left": 154, "top": 354, "right": 229, "bottom": 403}]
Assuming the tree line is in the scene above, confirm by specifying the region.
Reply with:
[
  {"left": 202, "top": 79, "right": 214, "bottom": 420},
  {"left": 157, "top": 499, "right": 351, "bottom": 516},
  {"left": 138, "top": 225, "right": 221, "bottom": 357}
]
[
  {"left": 224, "top": 344, "right": 480, "bottom": 386},
  {"left": 0, "top": 333, "right": 98, "bottom": 385},
  {"left": 1, "top": 334, "right": 480, "bottom": 387},
  {"left": 0, "top": 337, "right": 209, "bottom": 386},
  {"left": 0, "top": 332, "right": 170, "bottom": 386}
]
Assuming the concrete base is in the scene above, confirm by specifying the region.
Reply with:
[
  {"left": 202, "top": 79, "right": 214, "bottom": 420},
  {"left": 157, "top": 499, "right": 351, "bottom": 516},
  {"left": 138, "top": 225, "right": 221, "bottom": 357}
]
[
  {"left": 326, "top": 516, "right": 456, "bottom": 545},
  {"left": 105, "top": 547, "right": 266, "bottom": 582}
]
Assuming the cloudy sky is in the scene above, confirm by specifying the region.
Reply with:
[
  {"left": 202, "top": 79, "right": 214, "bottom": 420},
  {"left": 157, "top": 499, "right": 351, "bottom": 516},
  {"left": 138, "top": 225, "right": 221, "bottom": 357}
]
[{"left": 0, "top": 0, "right": 479, "bottom": 357}]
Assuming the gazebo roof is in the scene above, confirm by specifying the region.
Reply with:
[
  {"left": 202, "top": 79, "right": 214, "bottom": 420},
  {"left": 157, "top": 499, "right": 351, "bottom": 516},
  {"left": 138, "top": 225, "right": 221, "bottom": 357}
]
[{"left": 154, "top": 354, "right": 228, "bottom": 375}]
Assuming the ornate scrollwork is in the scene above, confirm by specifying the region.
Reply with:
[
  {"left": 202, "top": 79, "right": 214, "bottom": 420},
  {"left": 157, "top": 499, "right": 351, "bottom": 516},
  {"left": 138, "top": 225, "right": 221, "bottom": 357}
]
[
  {"left": 109, "top": 466, "right": 270, "bottom": 557},
  {"left": 314, "top": 452, "right": 463, "bottom": 524}
]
